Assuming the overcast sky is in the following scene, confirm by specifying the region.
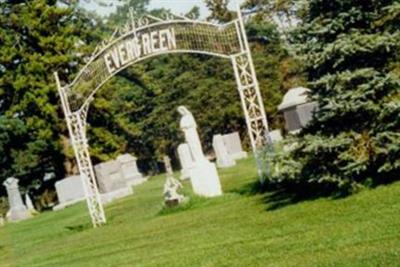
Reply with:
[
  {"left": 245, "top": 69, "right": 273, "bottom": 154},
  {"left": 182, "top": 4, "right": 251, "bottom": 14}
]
[{"left": 83, "top": 0, "right": 245, "bottom": 18}]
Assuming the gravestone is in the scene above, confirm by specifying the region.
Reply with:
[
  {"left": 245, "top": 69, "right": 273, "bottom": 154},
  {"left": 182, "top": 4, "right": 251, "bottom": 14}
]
[
  {"left": 163, "top": 156, "right": 185, "bottom": 207},
  {"left": 94, "top": 160, "right": 133, "bottom": 204},
  {"left": 0, "top": 216, "right": 4, "bottom": 227},
  {"left": 223, "top": 132, "right": 248, "bottom": 160},
  {"left": 269, "top": 130, "right": 283, "bottom": 143},
  {"left": 297, "top": 102, "right": 317, "bottom": 126},
  {"left": 177, "top": 143, "right": 194, "bottom": 180},
  {"left": 117, "top": 154, "right": 146, "bottom": 186},
  {"left": 53, "top": 175, "right": 86, "bottom": 211},
  {"left": 212, "top": 134, "right": 236, "bottom": 168},
  {"left": 163, "top": 155, "right": 174, "bottom": 175},
  {"left": 3, "top": 177, "right": 32, "bottom": 222},
  {"left": 94, "top": 160, "right": 127, "bottom": 193},
  {"left": 43, "top": 172, "right": 56, "bottom": 181},
  {"left": 178, "top": 106, "right": 222, "bottom": 197},
  {"left": 278, "top": 87, "right": 317, "bottom": 134},
  {"left": 25, "top": 193, "right": 37, "bottom": 214}
]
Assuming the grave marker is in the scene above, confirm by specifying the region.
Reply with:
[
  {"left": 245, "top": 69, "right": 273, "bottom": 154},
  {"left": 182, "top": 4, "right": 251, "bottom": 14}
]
[
  {"left": 213, "top": 134, "right": 236, "bottom": 168},
  {"left": 3, "top": 177, "right": 32, "bottom": 222},
  {"left": 178, "top": 106, "right": 222, "bottom": 197}
]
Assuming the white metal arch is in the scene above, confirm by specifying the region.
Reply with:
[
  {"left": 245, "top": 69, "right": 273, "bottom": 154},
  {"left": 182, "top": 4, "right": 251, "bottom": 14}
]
[
  {"left": 78, "top": 49, "right": 232, "bottom": 114},
  {"left": 69, "top": 20, "right": 236, "bottom": 94},
  {"left": 55, "top": 8, "right": 271, "bottom": 228}
]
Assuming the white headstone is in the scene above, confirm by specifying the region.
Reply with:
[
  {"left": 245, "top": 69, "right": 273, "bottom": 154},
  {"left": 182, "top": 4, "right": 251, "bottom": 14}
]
[
  {"left": 177, "top": 143, "right": 194, "bottom": 180},
  {"left": 53, "top": 175, "right": 86, "bottom": 211},
  {"left": 95, "top": 160, "right": 134, "bottom": 204},
  {"left": 163, "top": 156, "right": 174, "bottom": 175},
  {"left": 178, "top": 106, "right": 222, "bottom": 197},
  {"left": 0, "top": 216, "right": 4, "bottom": 227},
  {"left": 94, "top": 160, "right": 128, "bottom": 193},
  {"left": 223, "top": 132, "right": 248, "bottom": 160},
  {"left": 25, "top": 193, "right": 37, "bottom": 214},
  {"left": 212, "top": 134, "right": 236, "bottom": 168},
  {"left": 3, "top": 177, "right": 32, "bottom": 222},
  {"left": 116, "top": 154, "right": 146, "bottom": 186},
  {"left": 269, "top": 130, "right": 283, "bottom": 143},
  {"left": 43, "top": 172, "right": 55, "bottom": 181}
]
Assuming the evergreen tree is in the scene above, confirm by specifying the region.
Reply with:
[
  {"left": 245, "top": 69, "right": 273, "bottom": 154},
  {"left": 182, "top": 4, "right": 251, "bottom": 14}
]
[
  {"left": 205, "top": 0, "right": 234, "bottom": 22},
  {"left": 0, "top": 0, "right": 102, "bottom": 190},
  {"left": 271, "top": 0, "right": 400, "bottom": 194}
]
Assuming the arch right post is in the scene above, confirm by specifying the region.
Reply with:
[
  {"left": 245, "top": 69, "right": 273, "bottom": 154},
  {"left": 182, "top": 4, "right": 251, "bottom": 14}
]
[{"left": 231, "top": 10, "right": 272, "bottom": 182}]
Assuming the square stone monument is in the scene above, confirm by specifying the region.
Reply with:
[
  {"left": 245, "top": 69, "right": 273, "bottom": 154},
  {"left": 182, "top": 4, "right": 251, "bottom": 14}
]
[
  {"left": 223, "top": 132, "right": 248, "bottom": 160},
  {"left": 3, "top": 177, "right": 32, "bottom": 222},
  {"left": 212, "top": 134, "right": 236, "bottom": 168},
  {"left": 53, "top": 175, "right": 86, "bottom": 211},
  {"left": 94, "top": 160, "right": 133, "bottom": 204},
  {"left": 94, "top": 160, "right": 127, "bottom": 193},
  {"left": 116, "top": 154, "right": 146, "bottom": 186},
  {"left": 278, "top": 87, "right": 318, "bottom": 134}
]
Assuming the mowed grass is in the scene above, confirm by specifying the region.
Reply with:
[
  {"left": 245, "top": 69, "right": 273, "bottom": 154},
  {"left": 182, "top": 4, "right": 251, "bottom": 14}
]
[{"left": 1, "top": 157, "right": 400, "bottom": 267}]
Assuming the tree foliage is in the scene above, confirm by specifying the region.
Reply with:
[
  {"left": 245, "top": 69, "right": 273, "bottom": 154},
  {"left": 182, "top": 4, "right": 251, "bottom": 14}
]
[
  {"left": 0, "top": 0, "right": 103, "bottom": 193},
  {"left": 204, "top": 0, "right": 234, "bottom": 22},
  {"left": 269, "top": 0, "right": 400, "bottom": 195}
]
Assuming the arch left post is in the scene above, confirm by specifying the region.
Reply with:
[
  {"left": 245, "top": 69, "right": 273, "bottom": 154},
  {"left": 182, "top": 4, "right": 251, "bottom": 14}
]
[{"left": 54, "top": 72, "right": 106, "bottom": 228}]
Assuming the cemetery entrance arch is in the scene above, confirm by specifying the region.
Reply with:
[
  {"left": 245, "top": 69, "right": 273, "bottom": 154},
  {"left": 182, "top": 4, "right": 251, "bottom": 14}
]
[{"left": 55, "top": 9, "right": 271, "bottom": 227}]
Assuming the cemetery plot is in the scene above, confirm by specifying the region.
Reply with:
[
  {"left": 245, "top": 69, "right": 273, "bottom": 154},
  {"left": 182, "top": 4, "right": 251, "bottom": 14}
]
[{"left": 54, "top": 9, "right": 271, "bottom": 227}]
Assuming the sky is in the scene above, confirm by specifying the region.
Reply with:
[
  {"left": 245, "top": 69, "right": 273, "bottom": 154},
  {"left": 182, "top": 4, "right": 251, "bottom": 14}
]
[{"left": 83, "top": 0, "right": 246, "bottom": 18}]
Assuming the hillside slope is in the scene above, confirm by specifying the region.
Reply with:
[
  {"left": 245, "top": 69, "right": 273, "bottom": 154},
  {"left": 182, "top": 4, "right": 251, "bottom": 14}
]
[{"left": 1, "top": 158, "right": 399, "bottom": 267}]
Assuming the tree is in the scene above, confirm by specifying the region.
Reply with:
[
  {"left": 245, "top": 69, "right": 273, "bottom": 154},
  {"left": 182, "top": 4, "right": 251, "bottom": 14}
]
[
  {"left": 0, "top": 0, "right": 103, "bottom": 191},
  {"left": 204, "top": 0, "right": 234, "bottom": 22},
  {"left": 107, "top": 0, "right": 150, "bottom": 26},
  {"left": 243, "top": 0, "right": 301, "bottom": 40},
  {"left": 270, "top": 0, "right": 400, "bottom": 195}
]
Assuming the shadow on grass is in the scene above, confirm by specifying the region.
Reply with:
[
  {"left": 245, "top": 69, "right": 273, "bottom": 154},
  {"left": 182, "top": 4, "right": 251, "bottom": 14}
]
[
  {"left": 158, "top": 194, "right": 230, "bottom": 216},
  {"left": 158, "top": 198, "right": 194, "bottom": 216},
  {"left": 65, "top": 223, "right": 91, "bottom": 233},
  {"left": 230, "top": 178, "right": 335, "bottom": 211}
]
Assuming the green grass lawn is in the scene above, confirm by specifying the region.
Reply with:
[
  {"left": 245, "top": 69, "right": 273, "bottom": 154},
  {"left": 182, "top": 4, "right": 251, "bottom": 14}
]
[{"left": 1, "top": 157, "right": 400, "bottom": 267}]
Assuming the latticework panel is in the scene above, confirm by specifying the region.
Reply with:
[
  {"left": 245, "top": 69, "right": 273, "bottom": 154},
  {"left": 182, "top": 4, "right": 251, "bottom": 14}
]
[
  {"left": 232, "top": 52, "right": 269, "bottom": 150},
  {"left": 68, "top": 111, "right": 106, "bottom": 227},
  {"left": 67, "top": 21, "right": 242, "bottom": 112},
  {"left": 232, "top": 52, "right": 272, "bottom": 182},
  {"left": 173, "top": 22, "right": 241, "bottom": 55}
]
